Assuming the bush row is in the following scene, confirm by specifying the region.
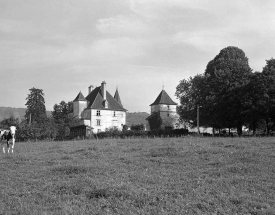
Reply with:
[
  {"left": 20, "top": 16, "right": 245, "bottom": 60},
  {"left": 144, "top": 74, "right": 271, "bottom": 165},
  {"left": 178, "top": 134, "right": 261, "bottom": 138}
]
[{"left": 94, "top": 128, "right": 189, "bottom": 139}]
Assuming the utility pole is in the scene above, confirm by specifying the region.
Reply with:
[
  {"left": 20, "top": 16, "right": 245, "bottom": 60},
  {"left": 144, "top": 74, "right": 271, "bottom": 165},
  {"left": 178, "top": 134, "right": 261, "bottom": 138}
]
[{"left": 197, "top": 104, "right": 200, "bottom": 135}]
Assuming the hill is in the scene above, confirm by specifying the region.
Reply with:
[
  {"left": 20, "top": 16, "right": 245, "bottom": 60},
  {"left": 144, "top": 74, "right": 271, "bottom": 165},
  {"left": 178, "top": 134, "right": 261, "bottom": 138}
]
[
  {"left": 0, "top": 106, "right": 51, "bottom": 121},
  {"left": 126, "top": 112, "right": 150, "bottom": 125},
  {"left": 0, "top": 107, "right": 149, "bottom": 125},
  {"left": 0, "top": 107, "right": 27, "bottom": 121}
]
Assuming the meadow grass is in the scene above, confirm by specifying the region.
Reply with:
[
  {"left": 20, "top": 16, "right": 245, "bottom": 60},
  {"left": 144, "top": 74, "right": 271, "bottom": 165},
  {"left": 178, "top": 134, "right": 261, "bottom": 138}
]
[{"left": 0, "top": 137, "right": 274, "bottom": 214}]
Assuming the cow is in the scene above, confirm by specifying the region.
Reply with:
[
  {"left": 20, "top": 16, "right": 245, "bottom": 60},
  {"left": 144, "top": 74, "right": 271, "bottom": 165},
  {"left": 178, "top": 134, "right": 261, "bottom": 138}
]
[{"left": 0, "top": 126, "right": 17, "bottom": 153}]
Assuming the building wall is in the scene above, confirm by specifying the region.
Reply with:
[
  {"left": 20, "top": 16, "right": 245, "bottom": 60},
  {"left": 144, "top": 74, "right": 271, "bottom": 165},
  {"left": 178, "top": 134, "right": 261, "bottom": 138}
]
[
  {"left": 151, "top": 104, "right": 177, "bottom": 113},
  {"left": 73, "top": 101, "right": 87, "bottom": 118},
  {"left": 148, "top": 104, "right": 178, "bottom": 131},
  {"left": 90, "top": 109, "right": 126, "bottom": 133},
  {"left": 73, "top": 103, "right": 126, "bottom": 134}
]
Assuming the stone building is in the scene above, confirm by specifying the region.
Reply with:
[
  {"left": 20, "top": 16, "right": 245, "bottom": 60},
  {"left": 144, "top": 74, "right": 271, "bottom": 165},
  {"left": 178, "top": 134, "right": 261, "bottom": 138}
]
[
  {"left": 70, "top": 81, "right": 127, "bottom": 137},
  {"left": 146, "top": 89, "right": 178, "bottom": 130}
]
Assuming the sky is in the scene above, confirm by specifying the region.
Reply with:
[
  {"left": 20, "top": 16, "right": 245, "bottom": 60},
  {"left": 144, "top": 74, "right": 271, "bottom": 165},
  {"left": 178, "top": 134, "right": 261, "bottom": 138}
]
[{"left": 1, "top": 0, "right": 275, "bottom": 113}]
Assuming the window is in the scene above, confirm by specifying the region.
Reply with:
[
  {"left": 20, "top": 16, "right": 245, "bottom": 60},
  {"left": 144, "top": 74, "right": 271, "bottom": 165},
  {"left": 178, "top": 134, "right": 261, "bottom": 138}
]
[
  {"left": 96, "top": 110, "right": 100, "bottom": 116},
  {"left": 96, "top": 119, "right": 101, "bottom": 126},
  {"left": 167, "top": 105, "right": 170, "bottom": 110},
  {"left": 113, "top": 111, "right": 116, "bottom": 117},
  {"left": 167, "top": 113, "right": 170, "bottom": 117}
]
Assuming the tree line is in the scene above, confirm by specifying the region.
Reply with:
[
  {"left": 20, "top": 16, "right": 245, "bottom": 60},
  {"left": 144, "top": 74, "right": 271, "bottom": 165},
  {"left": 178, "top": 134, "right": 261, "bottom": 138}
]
[
  {"left": 0, "top": 88, "right": 81, "bottom": 141},
  {"left": 176, "top": 46, "right": 275, "bottom": 136}
]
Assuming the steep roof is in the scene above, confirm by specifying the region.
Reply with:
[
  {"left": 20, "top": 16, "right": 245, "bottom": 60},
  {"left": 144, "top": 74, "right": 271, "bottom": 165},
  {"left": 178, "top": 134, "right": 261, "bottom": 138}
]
[
  {"left": 114, "top": 88, "right": 122, "bottom": 106},
  {"left": 73, "top": 91, "right": 86, "bottom": 102},
  {"left": 85, "top": 86, "right": 127, "bottom": 111},
  {"left": 150, "top": 90, "right": 177, "bottom": 106}
]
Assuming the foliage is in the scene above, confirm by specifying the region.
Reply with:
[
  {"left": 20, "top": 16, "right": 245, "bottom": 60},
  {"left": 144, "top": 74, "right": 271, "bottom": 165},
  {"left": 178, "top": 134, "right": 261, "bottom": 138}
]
[
  {"left": 147, "top": 112, "right": 162, "bottom": 131},
  {"left": 130, "top": 124, "right": 145, "bottom": 131},
  {"left": 176, "top": 74, "right": 216, "bottom": 129},
  {"left": 16, "top": 118, "right": 57, "bottom": 142},
  {"left": 52, "top": 101, "right": 82, "bottom": 140},
  {"left": 25, "top": 88, "right": 46, "bottom": 124},
  {"left": 176, "top": 46, "right": 253, "bottom": 135},
  {"left": 0, "top": 116, "right": 20, "bottom": 128}
]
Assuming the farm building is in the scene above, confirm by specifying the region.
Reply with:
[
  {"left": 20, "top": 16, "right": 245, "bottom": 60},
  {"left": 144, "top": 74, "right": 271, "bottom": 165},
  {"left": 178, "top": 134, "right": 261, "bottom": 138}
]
[
  {"left": 146, "top": 89, "right": 179, "bottom": 131},
  {"left": 70, "top": 81, "right": 127, "bottom": 137}
]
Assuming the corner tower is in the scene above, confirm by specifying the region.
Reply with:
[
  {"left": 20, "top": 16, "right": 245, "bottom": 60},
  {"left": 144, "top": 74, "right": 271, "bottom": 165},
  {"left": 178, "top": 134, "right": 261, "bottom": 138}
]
[
  {"left": 146, "top": 89, "right": 178, "bottom": 130},
  {"left": 73, "top": 91, "right": 87, "bottom": 118}
]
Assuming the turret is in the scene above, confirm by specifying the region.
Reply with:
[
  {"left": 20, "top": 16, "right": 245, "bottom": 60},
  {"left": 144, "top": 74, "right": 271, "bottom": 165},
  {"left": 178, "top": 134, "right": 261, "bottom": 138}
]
[{"left": 73, "top": 91, "right": 87, "bottom": 118}]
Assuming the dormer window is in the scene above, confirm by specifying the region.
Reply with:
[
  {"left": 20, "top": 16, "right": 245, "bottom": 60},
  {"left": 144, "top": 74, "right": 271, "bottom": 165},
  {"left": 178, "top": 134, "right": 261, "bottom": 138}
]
[{"left": 96, "top": 110, "right": 101, "bottom": 116}]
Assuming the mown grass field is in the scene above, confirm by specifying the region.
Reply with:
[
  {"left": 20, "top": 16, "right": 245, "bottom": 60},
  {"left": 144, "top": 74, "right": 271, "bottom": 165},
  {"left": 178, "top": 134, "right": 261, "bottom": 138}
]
[{"left": 0, "top": 137, "right": 274, "bottom": 215}]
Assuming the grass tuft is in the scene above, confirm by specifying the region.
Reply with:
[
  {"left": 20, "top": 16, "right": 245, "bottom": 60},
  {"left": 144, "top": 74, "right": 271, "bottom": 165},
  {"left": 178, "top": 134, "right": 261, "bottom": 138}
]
[
  {"left": 148, "top": 147, "right": 179, "bottom": 157},
  {"left": 51, "top": 165, "right": 88, "bottom": 175},
  {"left": 85, "top": 188, "right": 110, "bottom": 199}
]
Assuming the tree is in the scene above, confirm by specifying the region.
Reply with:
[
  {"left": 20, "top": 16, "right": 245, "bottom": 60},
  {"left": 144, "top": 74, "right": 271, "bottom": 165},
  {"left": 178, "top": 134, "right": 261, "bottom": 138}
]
[
  {"left": 52, "top": 101, "right": 81, "bottom": 140},
  {"left": 204, "top": 46, "right": 252, "bottom": 135},
  {"left": 175, "top": 74, "right": 211, "bottom": 128},
  {"left": 247, "top": 58, "right": 275, "bottom": 135},
  {"left": 25, "top": 88, "right": 46, "bottom": 124},
  {"left": 0, "top": 116, "right": 20, "bottom": 128},
  {"left": 176, "top": 46, "right": 253, "bottom": 136}
]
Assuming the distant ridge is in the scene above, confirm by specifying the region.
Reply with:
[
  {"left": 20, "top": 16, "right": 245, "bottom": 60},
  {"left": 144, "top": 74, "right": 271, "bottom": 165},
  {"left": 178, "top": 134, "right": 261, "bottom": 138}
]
[
  {"left": 0, "top": 107, "right": 149, "bottom": 125},
  {"left": 0, "top": 107, "right": 27, "bottom": 121},
  {"left": 126, "top": 112, "right": 150, "bottom": 125},
  {"left": 0, "top": 107, "right": 51, "bottom": 121}
]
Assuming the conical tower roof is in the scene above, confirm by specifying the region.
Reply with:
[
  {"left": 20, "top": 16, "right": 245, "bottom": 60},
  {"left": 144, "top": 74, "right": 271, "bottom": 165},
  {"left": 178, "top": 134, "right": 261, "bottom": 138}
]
[
  {"left": 73, "top": 91, "right": 86, "bottom": 102},
  {"left": 150, "top": 90, "right": 177, "bottom": 106},
  {"left": 114, "top": 88, "right": 122, "bottom": 106}
]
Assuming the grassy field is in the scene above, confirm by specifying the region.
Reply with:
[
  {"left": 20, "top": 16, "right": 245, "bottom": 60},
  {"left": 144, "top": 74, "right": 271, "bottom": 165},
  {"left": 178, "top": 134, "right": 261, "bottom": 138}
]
[{"left": 0, "top": 137, "right": 274, "bottom": 215}]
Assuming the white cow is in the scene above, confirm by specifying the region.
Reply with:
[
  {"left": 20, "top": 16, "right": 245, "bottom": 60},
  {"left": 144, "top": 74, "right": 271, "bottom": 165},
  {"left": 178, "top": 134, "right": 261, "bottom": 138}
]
[{"left": 0, "top": 126, "right": 17, "bottom": 153}]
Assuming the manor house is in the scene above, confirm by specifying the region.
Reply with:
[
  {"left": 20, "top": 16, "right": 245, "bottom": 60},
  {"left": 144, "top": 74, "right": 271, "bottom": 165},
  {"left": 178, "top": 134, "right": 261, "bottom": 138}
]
[{"left": 70, "top": 81, "right": 127, "bottom": 137}]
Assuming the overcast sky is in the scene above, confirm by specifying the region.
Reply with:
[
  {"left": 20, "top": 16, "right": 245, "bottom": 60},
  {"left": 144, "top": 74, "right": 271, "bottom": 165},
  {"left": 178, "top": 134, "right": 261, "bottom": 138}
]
[{"left": 1, "top": 0, "right": 275, "bottom": 112}]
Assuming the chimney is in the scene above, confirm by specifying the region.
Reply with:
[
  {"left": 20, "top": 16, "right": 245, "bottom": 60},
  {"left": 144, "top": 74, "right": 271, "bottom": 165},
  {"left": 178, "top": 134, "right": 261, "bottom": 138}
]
[
  {"left": 101, "top": 81, "right": 106, "bottom": 100},
  {"left": 88, "top": 85, "right": 93, "bottom": 94}
]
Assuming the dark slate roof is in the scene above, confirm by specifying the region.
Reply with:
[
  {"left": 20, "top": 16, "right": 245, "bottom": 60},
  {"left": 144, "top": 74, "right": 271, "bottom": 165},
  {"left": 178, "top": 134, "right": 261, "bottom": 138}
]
[
  {"left": 114, "top": 89, "right": 122, "bottom": 106},
  {"left": 150, "top": 90, "right": 177, "bottom": 106},
  {"left": 85, "top": 86, "right": 127, "bottom": 111},
  {"left": 73, "top": 91, "right": 86, "bottom": 102}
]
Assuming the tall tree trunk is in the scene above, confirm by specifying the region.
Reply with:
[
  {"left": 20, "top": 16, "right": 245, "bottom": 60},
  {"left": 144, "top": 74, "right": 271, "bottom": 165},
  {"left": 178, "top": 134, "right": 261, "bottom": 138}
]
[
  {"left": 237, "top": 125, "right": 242, "bottom": 137},
  {"left": 252, "top": 121, "right": 256, "bottom": 136},
  {"left": 266, "top": 117, "right": 270, "bottom": 135}
]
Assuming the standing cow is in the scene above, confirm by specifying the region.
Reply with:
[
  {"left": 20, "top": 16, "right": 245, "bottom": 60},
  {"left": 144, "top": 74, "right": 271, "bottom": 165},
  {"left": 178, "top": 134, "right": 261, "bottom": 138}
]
[{"left": 0, "top": 126, "right": 17, "bottom": 153}]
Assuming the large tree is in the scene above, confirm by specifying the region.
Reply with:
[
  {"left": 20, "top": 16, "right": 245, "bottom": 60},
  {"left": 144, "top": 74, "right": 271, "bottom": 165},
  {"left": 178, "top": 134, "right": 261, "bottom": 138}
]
[
  {"left": 204, "top": 46, "right": 252, "bottom": 135},
  {"left": 176, "top": 46, "right": 252, "bottom": 135},
  {"left": 25, "top": 88, "right": 46, "bottom": 124}
]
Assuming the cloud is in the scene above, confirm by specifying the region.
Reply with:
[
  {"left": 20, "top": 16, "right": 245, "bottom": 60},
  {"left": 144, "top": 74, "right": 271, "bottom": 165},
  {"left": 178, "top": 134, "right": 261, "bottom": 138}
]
[{"left": 96, "top": 15, "right": 150, "bottom": 37}]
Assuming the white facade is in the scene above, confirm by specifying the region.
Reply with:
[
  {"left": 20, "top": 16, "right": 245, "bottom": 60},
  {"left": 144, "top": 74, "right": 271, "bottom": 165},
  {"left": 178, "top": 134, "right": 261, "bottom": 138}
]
[
  {"left": 73, "top": 100, "right": 87, "bottom": 118},
  {"left": 151, "top": 104, "right": 177, "bottom": 113},
  {"left": 72, "top": 82, "right": 127, "bottom": 134},
  {"left": 82, "top": 109, "right": 126, "bottom": 133}
]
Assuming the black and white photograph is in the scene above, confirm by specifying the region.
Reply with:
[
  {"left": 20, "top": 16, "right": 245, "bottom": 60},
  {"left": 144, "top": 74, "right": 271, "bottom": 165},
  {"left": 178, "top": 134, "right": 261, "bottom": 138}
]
[{"left": 0, "top": 0, "right": 275, "bottom": 214}]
